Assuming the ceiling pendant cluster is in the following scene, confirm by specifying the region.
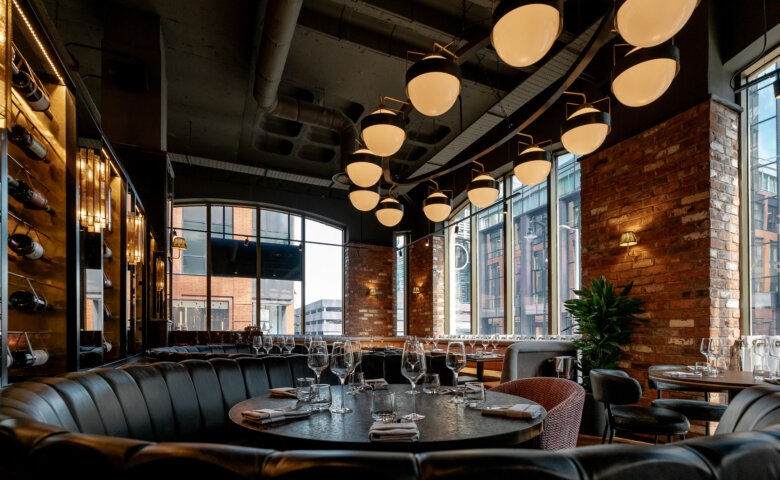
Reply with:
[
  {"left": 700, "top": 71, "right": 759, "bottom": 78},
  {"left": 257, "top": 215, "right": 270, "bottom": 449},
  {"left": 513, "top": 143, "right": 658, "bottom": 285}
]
[{"left": 346, "top": 0, "right": 699, "bottom": 226}]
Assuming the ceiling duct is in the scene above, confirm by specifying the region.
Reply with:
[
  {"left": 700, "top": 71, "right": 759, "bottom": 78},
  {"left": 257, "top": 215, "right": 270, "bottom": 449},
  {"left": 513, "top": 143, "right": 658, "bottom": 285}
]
[{"left": 253, "top": 0, "right": 356, "bottom": 171}]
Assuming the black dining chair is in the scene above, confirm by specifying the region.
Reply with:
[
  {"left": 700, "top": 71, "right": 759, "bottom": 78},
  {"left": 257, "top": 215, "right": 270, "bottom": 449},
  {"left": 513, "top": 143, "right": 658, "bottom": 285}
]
[
  {"left": 590, "top": 369, "right": 690, "bottom": 444},
  {"left": 647, "top": 365, "right": 727, "bottom": 426}
]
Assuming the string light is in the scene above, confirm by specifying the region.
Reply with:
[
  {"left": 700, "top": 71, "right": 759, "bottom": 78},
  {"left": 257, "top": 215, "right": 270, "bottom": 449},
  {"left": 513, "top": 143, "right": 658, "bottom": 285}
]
[{"left": 13, "top": 0, "right": 64, "bottom": 85}]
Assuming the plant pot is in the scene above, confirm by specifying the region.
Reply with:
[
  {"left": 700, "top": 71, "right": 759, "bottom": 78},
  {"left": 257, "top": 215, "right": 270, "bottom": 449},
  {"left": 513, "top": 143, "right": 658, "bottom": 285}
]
[{"left": 579, "top": 392, "right": 607, "bottom": 436}]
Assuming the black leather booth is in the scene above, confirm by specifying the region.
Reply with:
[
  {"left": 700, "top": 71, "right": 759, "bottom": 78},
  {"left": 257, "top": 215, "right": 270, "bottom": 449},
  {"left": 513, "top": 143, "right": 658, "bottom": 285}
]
[{"left": 1, "top": 356, "right": 779, "bottom": 480}]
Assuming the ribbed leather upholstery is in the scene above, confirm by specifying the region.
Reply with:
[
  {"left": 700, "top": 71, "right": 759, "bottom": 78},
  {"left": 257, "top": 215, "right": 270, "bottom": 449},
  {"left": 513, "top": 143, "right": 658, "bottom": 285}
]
[{"left": 1, "top": 361, "right": 779, "bottom": 480}]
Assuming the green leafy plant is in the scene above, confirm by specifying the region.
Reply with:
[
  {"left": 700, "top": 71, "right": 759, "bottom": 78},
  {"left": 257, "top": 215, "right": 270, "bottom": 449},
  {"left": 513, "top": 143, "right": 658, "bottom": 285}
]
[{"left": 564, "top": 275, "right": 646, "bottom": 391}]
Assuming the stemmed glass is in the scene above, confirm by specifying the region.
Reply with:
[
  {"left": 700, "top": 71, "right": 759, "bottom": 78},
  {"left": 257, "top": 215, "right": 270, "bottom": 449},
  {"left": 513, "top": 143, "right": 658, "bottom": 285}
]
[
  {"left": 330, "top": 340, "right": 354, "bottom": 414},
  {"left": 263, "top": 335, "right": 274, "bottom": 355},
  {"left": 490, "top": 335, "right": 499, "bottom": 353},
  {"left": 401, "top": 339, "right": 426, "bottom": 420},
  {"left": 754, "top": 337, "right": 769, "bottom": 378},
  {"left": 468, "top": 336, "right": 477, "bottom": 353},
  {"left": 708, "top": 338, "right": 726, "bottom": 376},
  {"left": 432, "top": 335, "right": 439, "bottom": 351},
  {"left": 699, "top": 338, "right": 711, "bottom": 371},
  {"left": 346, "top": 340, "right": 362, "bottom": 395},
  {"left": 304, "top": 334, "right": 313, "bottom": 353},
  {"left": 252, "top": 336, "right": 262, "bottom": 356},
  {"left": 425, "top": 336, "right": 433, "bottom": 350},
  {"left": 285, "top": 336, "right": 295, "bottom": 354},
  {"left": 481, "top": 335, "right": 490, "bottom": 353},
  {"left": 307, "top": 340, "right": 329, "bottom": 384},
  {"left": 769, "top": 338, "right": 780, "bottom": 379},
  {"left": 446, "top": 341, "right": 467, "bottom": 404}
]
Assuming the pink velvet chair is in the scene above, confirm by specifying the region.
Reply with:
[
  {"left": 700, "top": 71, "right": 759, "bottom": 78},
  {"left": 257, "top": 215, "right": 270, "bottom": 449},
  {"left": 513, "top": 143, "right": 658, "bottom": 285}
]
[{"left": 490, "top": 377, "right": 585, "bottom": 450}]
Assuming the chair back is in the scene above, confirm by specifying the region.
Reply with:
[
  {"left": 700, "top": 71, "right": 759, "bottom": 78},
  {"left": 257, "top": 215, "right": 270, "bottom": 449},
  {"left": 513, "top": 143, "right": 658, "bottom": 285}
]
[
  {"left": 590, "top": 369, "right": 641, "bottom": 405},
  {"left": 716, "top": 384, "right": 780, "bottom": 434}
]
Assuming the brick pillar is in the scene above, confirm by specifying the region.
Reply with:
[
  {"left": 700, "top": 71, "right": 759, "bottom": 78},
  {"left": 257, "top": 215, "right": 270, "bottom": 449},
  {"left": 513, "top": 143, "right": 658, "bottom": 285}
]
[
  {"left": 580, "top": 99, "right": 741, "bottom": 408},
  {"left": 344, "top": 243, "right": 393, "bottom": 337},
  {"left": 408, "top": 235, "right": 445, "bottom": 338}
]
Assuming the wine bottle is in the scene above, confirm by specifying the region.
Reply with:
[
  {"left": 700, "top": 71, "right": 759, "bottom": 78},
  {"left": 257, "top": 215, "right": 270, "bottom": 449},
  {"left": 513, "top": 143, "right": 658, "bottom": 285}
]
[
  {"left": 11, "top": 49, "right": 50, "bottom": 112},
  {"left": 9, "top": 290, "right": 46, "bottom": 312},
  {"left": 8, "top": 233, "right": 52, "bottom": 263},
  {"left": 8, "top": 176, "right": 54, "bottom": 215},
  {"left": 9, "top": 125, "right": 49, "bottom": 163}
]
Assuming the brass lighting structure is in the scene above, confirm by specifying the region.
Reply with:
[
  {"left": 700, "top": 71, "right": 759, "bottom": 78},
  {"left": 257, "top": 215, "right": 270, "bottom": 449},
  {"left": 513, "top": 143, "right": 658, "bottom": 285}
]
[
  {"left": 615, "top": 0, "right": 699, "bottom": 48},
  {"left": 127, "top": 209, "right": 144, "bottom": 265},
  {"left": 514, "top": 133, "right": 552, "bottom": 186},
  {"left": 491, "top": 0, "right": 563, "bottom": 68},
  {"left": 466, "top": 161, "right": 500, "bottom": 208},
  {"left": 405, "top": 43, "right": 461, "bottom": 117},
  {"left": 560, "top": 92, "right": 612, "bottom": 156},
  {"left": 78, "top": 147, "right": 108, "bottom": 232}
]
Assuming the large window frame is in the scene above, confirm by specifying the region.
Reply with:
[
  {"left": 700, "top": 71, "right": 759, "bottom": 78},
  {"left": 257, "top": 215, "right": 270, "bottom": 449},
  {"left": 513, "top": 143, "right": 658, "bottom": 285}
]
[
  {"left": 172, "top": 201, "right": 345, "bottom": 335},
  {"left": 444, "top": 150, "right": 580, "bottom": 335}
]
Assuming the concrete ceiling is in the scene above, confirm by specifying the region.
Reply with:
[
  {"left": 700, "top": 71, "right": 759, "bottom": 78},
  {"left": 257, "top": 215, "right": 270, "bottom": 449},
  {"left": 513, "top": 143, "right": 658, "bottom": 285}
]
[{"left": 42, "top": 0, "right": 603, "bottom": 190}]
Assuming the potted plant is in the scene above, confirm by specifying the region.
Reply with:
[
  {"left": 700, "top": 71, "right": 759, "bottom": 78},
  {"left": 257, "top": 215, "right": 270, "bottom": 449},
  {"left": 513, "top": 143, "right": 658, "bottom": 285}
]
[{"left": 564, "top": 275, "right": 646, "bottom": 435}]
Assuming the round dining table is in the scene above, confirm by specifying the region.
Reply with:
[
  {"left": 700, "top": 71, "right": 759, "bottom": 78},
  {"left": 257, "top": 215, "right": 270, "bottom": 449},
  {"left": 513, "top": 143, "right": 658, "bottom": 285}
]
[
  {"left": 647, "top": 369, "right": 763, "bottom": 400},
  {"left": 229, "top": 384, "right": 546, "bottom": 452}
]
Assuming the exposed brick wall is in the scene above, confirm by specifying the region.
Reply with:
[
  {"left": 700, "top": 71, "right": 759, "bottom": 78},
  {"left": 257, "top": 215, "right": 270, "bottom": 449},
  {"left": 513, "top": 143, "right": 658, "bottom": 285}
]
[
  {"left": 580, "top": 99, "right": 740, "bottom": 417},
  {"left": 344, "top": 243, "right": 394, "bottom": 337},
  {"left": 408, "top": 235, "right": 445, "bottom": 338}
]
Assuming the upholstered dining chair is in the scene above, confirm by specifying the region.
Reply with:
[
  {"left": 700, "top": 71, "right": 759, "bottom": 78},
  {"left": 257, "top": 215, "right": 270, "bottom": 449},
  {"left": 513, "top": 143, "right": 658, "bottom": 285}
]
[
  {"left": 591, "top": 369, "right": 690, "bottom": 444},
  {"left": 490, "top": 377, "right": 585, "bottom": 450},
  {"left": 647, "top": 365, "right": 727, "bottom": 425}
]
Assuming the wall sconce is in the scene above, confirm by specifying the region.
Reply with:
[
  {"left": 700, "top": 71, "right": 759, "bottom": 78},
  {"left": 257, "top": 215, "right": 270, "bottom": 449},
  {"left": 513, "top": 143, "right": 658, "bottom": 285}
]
[
  {"left": 171, "top": 231, "right": 187, "bottom": 259},
  {"left": 412, "top": 286, "right": 421, "bottom": 295},
  {"left": 368, "top": 287, "right": 377, "bottom": 296},
  {"left": 127, "top": 210, "right": 144, "bottom": 265},
  {"left": 619, "top": 231, "right": 638, "bottom": 257},
  {"left": 155, "top": 258, "right": 165, "bottom": 292},
  {"left": 78, "top": 147, "right": 108, "bottom": 232}
]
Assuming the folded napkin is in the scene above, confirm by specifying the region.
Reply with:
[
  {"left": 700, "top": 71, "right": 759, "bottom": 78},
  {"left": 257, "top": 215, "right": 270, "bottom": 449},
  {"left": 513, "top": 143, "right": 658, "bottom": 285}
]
[
  {"left": 365, "top": 378, "right": 389, "bottom": 390},
  {"left": 269, "top": 387, "right": 299, "bottom": 398},
  {"left": 663, "top": 371, "right": 701, "bottom": 378},
  {"left": 242, "top": 407, "right": 311, "bottom": 425},
  {"left": 482, "top": 403, "right": 543, "bottom": 419},
  {"left": 368, "top": 421, "right": 419, "bottom": 442},
  {"left": 764, "top": 378, "right": 780, "bottom": 385}
]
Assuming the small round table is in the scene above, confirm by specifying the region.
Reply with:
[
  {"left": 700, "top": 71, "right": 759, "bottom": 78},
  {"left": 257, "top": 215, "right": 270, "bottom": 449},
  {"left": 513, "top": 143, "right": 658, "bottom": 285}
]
[
  {"left": 229, "top": 384, "right": 546, "bottom": 452},
  {"left": 647, "top": 370, "right": 761, "bottom": 400}
]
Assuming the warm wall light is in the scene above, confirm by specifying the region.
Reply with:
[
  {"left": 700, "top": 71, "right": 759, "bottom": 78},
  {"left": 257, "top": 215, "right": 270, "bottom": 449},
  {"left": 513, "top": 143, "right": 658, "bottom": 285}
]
[
  {"left": 368, "top": 287, "right": 377, "bottom": 296},
  {"left": 156, "top": 258, "right": 165, "bottom": 292},
  {"left": 619, "top": 231, "right": 638, "bottom": 256},
  {"left": 172, "top": 231, "right": 187, "bottom": 259},
  {"left": 78, "top": 147, "right": 108, "bottom": 232},
  {"left": 412, "top": 286, "right": 421, "bottom": 295},
  {"left": 127, "top": 210, "right": 144, "bottom": 265}
]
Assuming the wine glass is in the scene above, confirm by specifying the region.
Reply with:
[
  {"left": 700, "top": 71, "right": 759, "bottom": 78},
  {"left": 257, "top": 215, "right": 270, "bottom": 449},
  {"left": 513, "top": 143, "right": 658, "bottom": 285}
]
[
  {"left": 307, "top": 340, "right": 329, "bottom": 384},
  {"left": 754, "top": 337, "right": 769, "bottom": 378},
  {"left": 251, "top": 336, "right": 262, "bottom": 356},
  {"left": 769, "top": 338, "right": 780, "bottom": 379},
  {"left": 432, "top": 335, "right": 439, "bottom": 351},
  {"left": 304, "top": 334, "right": 313, "bottom": 352},
  {"left": 263, "top": 335, "right": 274, "bottom": 355},
  {"left": 490, "top": 334, "right": 499, "bottom": 353},
  {"left": 401, "top": 339, "right": 426, "bottom": 420},
  {"left": 330, "top": 340, "right": 354, "bottom": 414},
  {"left": 468, "top": 336, "right": 477, "bottom": 353},
  {"left": 425, "top": 336, "right": 432, "bottom": 350},
  {"left": 285, "top": 336, "right": 295, "bottom": 354},
  {"left": 481, "top": 335, "right": 490, "bottom": 353},
  {"left": 346, "top": 340, "right": 362, "bottom": 395},
  {"left": 699, "top": 338, "right": 711, "bottom": 370},
  {"left": 446, "top": 341, "right": 467, "bottom": 404}
]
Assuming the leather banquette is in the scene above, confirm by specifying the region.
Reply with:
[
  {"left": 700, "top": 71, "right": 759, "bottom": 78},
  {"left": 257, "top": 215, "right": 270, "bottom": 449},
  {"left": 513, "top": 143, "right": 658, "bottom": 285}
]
[{"left": 0, "top": 356, "right": 779, "bottom": 480}]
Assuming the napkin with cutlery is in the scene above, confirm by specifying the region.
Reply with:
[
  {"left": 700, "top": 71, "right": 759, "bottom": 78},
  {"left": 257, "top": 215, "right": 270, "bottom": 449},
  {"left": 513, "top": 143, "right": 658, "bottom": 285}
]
[
  {"left": 368, "top": 422, "right": 419, "bottom": 442},
  {"left": 269, "top": 387, "right": 299, "bottom": 398},
  {"left": 365, "top": 378, "right": 389, "bottom": 390},
  {"left": 764, "top": 378, "right": 780, "bottom": 385},
  {"left": 481, "top": 403, "right": 543, "bottom": 419},
  {"left": 241, "top": 407, "right": 311, "bottom": 425}
]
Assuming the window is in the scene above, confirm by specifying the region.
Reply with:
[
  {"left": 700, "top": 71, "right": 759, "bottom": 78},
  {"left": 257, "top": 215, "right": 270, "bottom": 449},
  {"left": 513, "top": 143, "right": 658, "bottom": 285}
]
[
  {"left": 747, "top": 60, "right": 780, "bottom": 336},
  {"left": 447, "top": 207, "right": 471, "bottom": 335},
  {"left": 172, "top": 203, "right": 344, "bottom": 334},
  {"left": 557, "top": 153, "right": 581, "bottom": 333},
  {"left": 477, "top": 200, "right": 504, "bottom": 335},
  {"left": 394, "top": 233, "right": 407, "bottom": 336}
]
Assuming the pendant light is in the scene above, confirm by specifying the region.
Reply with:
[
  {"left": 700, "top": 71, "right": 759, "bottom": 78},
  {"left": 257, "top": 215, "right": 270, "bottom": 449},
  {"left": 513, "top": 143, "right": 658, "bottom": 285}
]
[
  {"left": 375, "top": 194, "right": 404, "bottom": 227},
  {"left": 514, "top": 133, "right": 552, "bottom": 186},
  {"left": 491, "top": 0, "right": 563, "bottom": 68},
  {"left": 560, "top": 92, "right": 611, "bottom": 156},
  {"left": 467, "top": 161, "right": 499, "bottom": 208},
  {"left": 616, "top": 0, "right": 699, "bottom": 48},
  {"left": 345, "top": 148, "right": 382, "bottom": 188},
  {"left": 348, "top": 183, "right": 380, "bottom": 212},
  {"left": 611, "top": 42, "right": 680, "bottom": 107},
  {"left": 406, "top": 44, "right": 461, "bottom": 117},
  {"left": 360, "top": 98, "right": 407, "bottom": 157},
  {"left": 423, "top": 181, "right": 452, "bottom": 222}
]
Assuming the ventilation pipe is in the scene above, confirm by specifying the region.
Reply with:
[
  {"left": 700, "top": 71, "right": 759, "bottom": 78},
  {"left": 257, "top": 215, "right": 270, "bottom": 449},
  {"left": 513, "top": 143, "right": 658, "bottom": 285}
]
[{"left": 253, "top": 0, "right": 357, "bottom": 172}]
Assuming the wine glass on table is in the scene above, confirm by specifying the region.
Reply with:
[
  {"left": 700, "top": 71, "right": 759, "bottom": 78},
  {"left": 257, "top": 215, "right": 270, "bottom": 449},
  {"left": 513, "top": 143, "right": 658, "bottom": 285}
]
[
  {"left": 252, "top": 335, "right": 262, "bottom": 356},
  {"left": 481, "top": 335, "right": 490, "bottom": 354},
  {"left": 346, "top": 340, "right": 363, "bottom": 395},
  {"left": 425, "top": 336, "right": 432, "bottom": 351},
  {"left": 468, "top": 336, "right": 477, "bottom": 354},
  {"left": 307, "top": 340, "right": 329, "bottom": 384},
  {"left": 304, "top": 334, "right": 313, "bottom": 353},
  {"left": 401, "top": 339, "right": 426, "bottom": 420},
  {"left": 769, "top": 338, "right": 780, "bottom": 379},
  {"left": 753, "top": 336, "right": 769, "bottom": 379},
  {"left": 446, "top": 341, "right": 467, "bottom": 404},
  {"left": 432, "top": 335, "right": 439, "bottom": 351},
  {"left": 490, "top": 334, "right": 499, "bottom": 353},
  {"left": 285, "top": 336, "right": 295, "bottom": 354},
  {"left": 699, "top": 338, "right": 711, "bottom": 373},
  {"left": 263, "top": 335, "right": 274, "bottom": 355},
  {"left": 330, "top": 340, "right": 354, "bottom": 414}
]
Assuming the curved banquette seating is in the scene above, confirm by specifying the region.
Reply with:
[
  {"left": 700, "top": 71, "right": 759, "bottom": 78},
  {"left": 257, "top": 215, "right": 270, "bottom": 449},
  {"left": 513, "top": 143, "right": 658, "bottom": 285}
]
[{"left": 0, "top": 357, "right": 779, "bottom": 480}]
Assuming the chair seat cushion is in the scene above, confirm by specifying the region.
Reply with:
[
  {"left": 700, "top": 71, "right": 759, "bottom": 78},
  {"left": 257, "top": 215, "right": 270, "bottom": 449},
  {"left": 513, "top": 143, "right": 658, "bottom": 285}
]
[
  {"left": 651, "top": 399, "right": 727, "bottom": 422},
  {"left": 612, "top": 405, "right": 690, "bottom": 435}
]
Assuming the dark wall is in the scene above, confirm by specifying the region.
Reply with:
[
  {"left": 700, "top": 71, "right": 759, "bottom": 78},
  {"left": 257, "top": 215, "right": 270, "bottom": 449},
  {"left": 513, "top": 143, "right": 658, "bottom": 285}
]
[
  {"left": 117, "top": 145, "right": 169, "bottom": 242},
  {"left": 172, "top": 163, "right": 396, "bottom": 246}
]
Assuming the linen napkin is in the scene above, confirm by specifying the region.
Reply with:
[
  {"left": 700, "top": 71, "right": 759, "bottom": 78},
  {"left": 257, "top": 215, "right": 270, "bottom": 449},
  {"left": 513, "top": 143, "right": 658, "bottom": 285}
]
[
  {"left": 241, "top": 407, "right": 311, "bottom": 425},
  {"left": 764, "top": 378, "right": 780, "bottom": 385},
  {"left": 663, "top": 370, "right": 701, "bottom": 378},
  {"left": 368, "top": 421, "right": 419, "bottom": 442},
  {"left": 269, "top": 387, "right": 299, "bottom": 398},
  {"left": 481, "top": 403, "right": 543, "bottom": 419},
  {"left": 365, "top": 378, "right": 389, "bottom": 390}
]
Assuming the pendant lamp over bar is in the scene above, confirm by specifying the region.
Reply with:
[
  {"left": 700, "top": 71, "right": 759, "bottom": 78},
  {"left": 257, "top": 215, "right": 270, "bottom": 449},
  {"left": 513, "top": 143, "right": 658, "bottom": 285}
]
[
  {"left": 348, "top": 183, "right": 381, "bottom": 212},
  {"left": 345, "top": 148, "right": 382, "bottom": 188},
  {"left": 467, "top": 161, "right": 500, "bottom": 208},
  {"left": 616, "top": 0, "right": 699, "bottom": 48},
  {"left": 491, "top": 0, "right": 563, "bottom": 68},
  {"left": 611, "top": 42, "right": 680, "bottom": 107},
  {"left": 375, "top": 195, "right": 404, "bottom": 227},
  {"left": 560, "top": 92, "right": 612, "bottom": 156},
  {"left": 405, "top": 43, "right": 461, "bottom": 117},
  {"left": 360, "top": 98, "right": 407, "bottom": 157},
  {"left": 514, "top": 133, "right": 552, "bottom": 186},
  {"left": 423, "top": 181, "right": 452, "bottom": 222}
]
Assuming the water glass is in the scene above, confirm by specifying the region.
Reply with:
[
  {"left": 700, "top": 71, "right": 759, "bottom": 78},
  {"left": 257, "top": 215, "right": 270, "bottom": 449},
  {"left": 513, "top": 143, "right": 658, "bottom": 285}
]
[
  {"left": 371, "top": 390, "right": 396, "bottom": 423},
  {"left": 695, "top": 361, "right": 709, "bottom": 375},
  {"left": 464, "top": 381, "right": 485, "bottom": 409},
  {"left": 348, "top": 371, "right": 365, "bottom": 394},
  {"left": 296, "top": 377, "right": 315, "bottom": 402},
  {"left": 422, "top": 373, "right": 440, "bottom": 394},
  {"left": 310, "top": 384, "right": 332, "bottom": 411}
]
